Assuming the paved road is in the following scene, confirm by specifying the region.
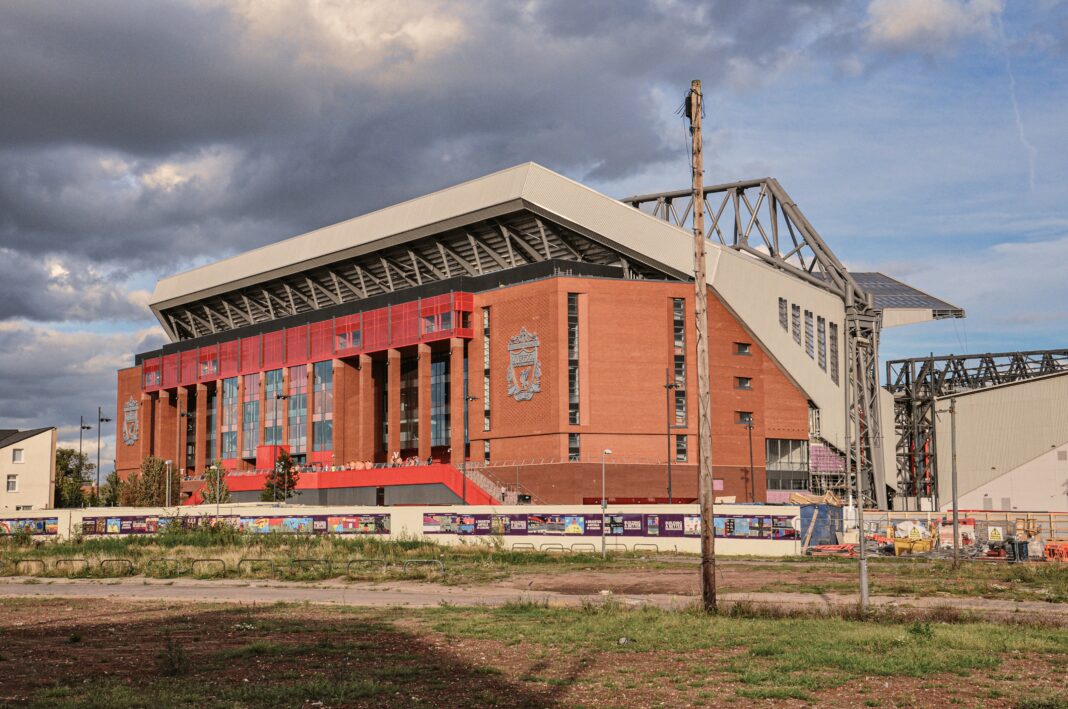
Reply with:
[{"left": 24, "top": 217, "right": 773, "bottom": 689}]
[{"left": 2, "top": 576, "right": 1066, "bottom": 622}]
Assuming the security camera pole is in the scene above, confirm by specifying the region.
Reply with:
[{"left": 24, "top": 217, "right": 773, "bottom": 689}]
[{"left": 687, "top": 79, "right": 717, "bottom": 612}]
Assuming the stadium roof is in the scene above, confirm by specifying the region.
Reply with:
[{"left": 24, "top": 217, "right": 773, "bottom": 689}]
[{"left": 150, "top": 162, "right": 961, "bottom": 341}]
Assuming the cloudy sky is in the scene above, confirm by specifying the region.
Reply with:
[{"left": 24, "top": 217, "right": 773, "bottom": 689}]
[{"left": 1, "top": 0, "right": 1065, "bottom": 472}]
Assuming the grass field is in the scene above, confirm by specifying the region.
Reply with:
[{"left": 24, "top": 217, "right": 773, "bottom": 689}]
[
  {"left": 1, "top": 597, "right": 1066, "bottom": 708},
  {"left": 2, "top": 528, "right": 1067, "bottom": 603}
]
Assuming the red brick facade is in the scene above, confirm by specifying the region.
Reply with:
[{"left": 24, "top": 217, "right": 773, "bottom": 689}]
[{"left": 116, "top": 275, "right": 811, "bottom": 502}]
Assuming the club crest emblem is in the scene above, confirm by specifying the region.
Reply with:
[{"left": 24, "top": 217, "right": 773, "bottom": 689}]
[
  {"left": 122, "top": 397, "right": 139, "bottom": 446},
  {"left": 506, "top": 328, "right": 542, "bottom": 402}
]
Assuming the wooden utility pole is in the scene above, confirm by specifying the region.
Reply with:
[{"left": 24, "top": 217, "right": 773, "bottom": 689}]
[{"left": 687, "top": 79, "right": 717, "bottom": 613}]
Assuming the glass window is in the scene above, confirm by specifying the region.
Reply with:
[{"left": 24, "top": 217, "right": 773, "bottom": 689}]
[
  {"left": 288, "top": 366, "right": 307, "bottom": 456},
  {"left": 483, "top": 439, "right": 490, "bottom": 462},
  {"left": 263, "top": 369, "right": 284, "bottom": 446},
  {"left": 568, "top": 433, "right": 580, "bottom": 462},
  {"left": 830, "top": 323, "right": 840, "bottom": 385},
  {"left": 399, "top": 357, "right": 418, "bottom": 451},
  {"left": 205, "top": 388, "right": 217, "bottom": 463},
  {"left": 673, "top": 355, "right": 686, "bottom": 388},
  {"left": 672, "top": 298, "right": 686, "bottom": 350},
  {"left": 736, "top": 411, "right": 753, "bottom": 425},
  {"left": 735, "top": 342, "right": 751, "bottom": 356},
  {"left": 482, "top": 307, "right": 491, "bottom": 431},
  {"left": 241, "top": 373, "right": 260, "bottom": 458},
  {"left": 431, "top": 352, "right": 451, "bottom": 447},
  {"left": 312, "top": 361, "right": 333, "bottom": 452},
  {"left": 804, "top": 310, "right": 814, "bottom": 359},
  {"left": 675, "top": 435, "right": 688, "bottom": 463},
  {"left": 674, "top": 389, "right": 687, "bottom": 426},
  {"left": 220, "top": 377, "right": 239, "bottom": 459},
  {"left": 791, "top": 305, "right": 801, "bottom": 345},
  {"left": 778, "top": 298, "right": 788, "bottom": 330},
  {"left": 6, "top": 475, "right": 16, "bottom": 492},
  {"left": 736, "top": 377, "right": 752, "bottom": 390},
  {"left": 568, "top": 294, "right": 580, "bottom": 425},
  {"left": 765, "top": 438, "right": 810, "bottom": 491},
  {"left": 12, "top": 448, "right": 24, "bottom": 464},
  {"left": 817, "top": 316, "right": 827, "bottom": 371}
]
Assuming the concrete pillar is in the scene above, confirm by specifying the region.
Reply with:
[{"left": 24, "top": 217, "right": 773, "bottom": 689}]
[
  {"left": 387, "top": 349, "right": 401, "bottom": 458},
  {"left": 357, "top": 354, "right": 374, "bottom": 461},
  {"left": 194, "top": 383, "right": 208, "bottom": 474},
  {"left": 449, "top": 338, "right": 465, "bottom": 465},
  {"left": 417, "top": 344, "right": 432, "bottom": 461}
]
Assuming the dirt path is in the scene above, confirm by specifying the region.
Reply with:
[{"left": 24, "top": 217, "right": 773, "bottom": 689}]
[{"left": 3, "top": 575, "right": 1067, "bottom": 623}]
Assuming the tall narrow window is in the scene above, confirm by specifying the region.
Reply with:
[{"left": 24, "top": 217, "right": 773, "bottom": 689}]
[
  {"left": 804, "top": 310, "right": 814, "bottom": 359},
  {"left": 568, "top": 293, "right": 580, "bottom": 425},
  {"left": 220, "top": 377, "right": 238, "bottom": 459},
  {"left": 791, "top": 304, "right": 801, "bottom": 345},
  {"left": 672, "top": 298, "right": 687, "bottom": 425},
  {"left": 483, "top": 439, "right": 490, "bottom": 462},
  {"left": 399, "top": 357, "right": 418, "bottom": 452},
  {"left": 817, "top": 317, "right": 827, "bottom": 371},
  {"left": 675, "top": 434, "right": 688, "bottom": 463},
  {"left": 482, "top": 307, "right": 491, "bottom": 431},
  {"left": 241, "top": 373, "right": 259, "bottom": 458},
  {"left": 311, "top": 361, "right": 333, "bottom": 452},
  {"left": 431, "top": 353, "right": 451, "bottom": 447},
  {"left": 829, "top": 323, "right": 840, "bottom": 385},
  {"left": 263, "top": 369, "right": 284, "bottom": 445},
  {"left": 205, "top": 388, "right": 217, "bottom": 463},
  {"left": 287, "top": 365, "right": 307, "bottom": 459},
  {"left": 778, "top": 298, "right": 788, "bottom": 330},
  {"left": 568, "top": 433, "right": 581, "bottom": 462}
]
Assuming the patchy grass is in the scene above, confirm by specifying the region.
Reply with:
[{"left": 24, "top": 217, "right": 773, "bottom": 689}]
[{"left": 1, "top": 597, "right": 1065, "bottom": 708}]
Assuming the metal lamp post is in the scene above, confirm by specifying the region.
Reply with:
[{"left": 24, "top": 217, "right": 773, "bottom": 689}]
[
  {"left": 462, "top": 395, "right": 479, "bottom": 505},
  {"left": 601, "top": 448, "right": 612, "bottom": 559},
  {"left": 79, "top": 417, "right": 92, "bottom": 458},
  {"left": 746, "top": 419, "right": 755, "bottom": 503},
  {"left": 664, "top": 370, "right": 676, "bottom": 504},
  {"left": 96, "top": 407, "right": 112, "bottom": 494}
]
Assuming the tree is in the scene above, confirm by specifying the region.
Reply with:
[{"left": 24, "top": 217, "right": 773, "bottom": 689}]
[
  {"left": 119, "top": 456, "right": 180, "bottom": 507},
  {"left": 200, "top": 465, "right": 232, "bottom": 505},
  {"left": 54, "top": 447, "right": 95, "bottom": 508},
  {"left": 99, "top": 471, "right": 123, "bottom": 506},
  {"left": 261, "top": 449, "right": 299, "bottom": 502}
]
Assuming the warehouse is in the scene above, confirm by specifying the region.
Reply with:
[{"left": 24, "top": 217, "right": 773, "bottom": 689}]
[{"left": 115, "top": 163, "right": 958, "bottom": 506}]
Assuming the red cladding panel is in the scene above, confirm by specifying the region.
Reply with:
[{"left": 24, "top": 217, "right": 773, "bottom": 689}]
[
  {"left": 391, "top": 301, "right": 419, "bottom": 347},
  {"left": 262, "top": 331, "right": 284, "bottom": 369},
  {"left": 363, "top": 308, "right": 388, "bottom": 351},
  {"left": 179, "top": 350, "right": 198, "bottom": 386},
  {"left": 162, "top": 354, "right": 179, "bottom": 388},
  {"left": 219, "top": 341, "right": 239, "bottom": 377},
  {"left": 240, "top": 336, "right": 260, "bottom": 373},
  {"left": 285, "top": 326, "right": 308, "bottom": 365},
  {"left": 310, "top": 321, "right": 333, "bottom": 359}
]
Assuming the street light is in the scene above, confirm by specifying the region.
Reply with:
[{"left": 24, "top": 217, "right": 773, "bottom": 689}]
[
  {"left": 462, "top": 395, "right": 479, "bottom": 505},
  {"left": 664, "top": 369, "right": 676, "bottom": 504},
  {"left": 745, "top": 418, "right": 756, "bottom": 503},
  {"left": 79, "top": 417, "right": 92, "bottom": 459},
  {"left": 601, "top": 448, "right": 612, "bottom": 559},
  {"left": 164, "top": 459, "right": 173, "bottom": 508},
  {"left": 97, "top": 406, "right": 112, "bottom": 494}
]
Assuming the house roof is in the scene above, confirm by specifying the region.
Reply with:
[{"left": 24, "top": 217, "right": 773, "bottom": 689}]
[{"left": 0, "top": 427, "right": 54, "bottom": 449}]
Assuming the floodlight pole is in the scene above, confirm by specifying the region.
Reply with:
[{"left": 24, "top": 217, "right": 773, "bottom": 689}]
[
  {"left": 688, "top": 79, "right": 717, "bottom": 613},
  {"left": 97, "top": 406, "right": 111, "bottom": 494}
]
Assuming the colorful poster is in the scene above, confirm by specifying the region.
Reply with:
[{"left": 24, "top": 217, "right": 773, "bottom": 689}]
[
  {"left": 563, "top": 516, "right": 585, "bottom": 535},
  {"left": 0, "top": 518, "right": 59, "bottom": 535}
]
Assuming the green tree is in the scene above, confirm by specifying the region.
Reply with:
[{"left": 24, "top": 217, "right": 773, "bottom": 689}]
[
  {"left": 119, "top": 456, "right": 180, "bottom": 507},
  {"left": 200, "top": 464, "right": 232, "bottom": 505},
  {"left": 261, "top": 449, "right": 299, "bottom": 502},
  {"left": 99, "top": 471, "right": 123, "bottom": 506},
  {"left": 54, "top": 447, "right": 95, "bottom": 508}
]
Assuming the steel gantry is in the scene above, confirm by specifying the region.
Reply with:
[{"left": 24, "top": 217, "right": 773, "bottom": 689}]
[
  {"left": 624, "top": 178, "right": 887, "bottom": 508},
  {"left": 885, "top": 349, "right": 1068, "bottom": 508}
]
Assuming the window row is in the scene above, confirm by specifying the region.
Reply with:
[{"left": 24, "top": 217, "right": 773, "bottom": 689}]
[{"left": 777, "top": 297, "right": 839, "bottom": 385}]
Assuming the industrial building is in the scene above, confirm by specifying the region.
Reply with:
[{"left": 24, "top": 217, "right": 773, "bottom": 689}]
[
  {"left": 115, "top": 163, "right": 960, "bottom": 506},
  {"left": 887, "top": 350, "right": 1068, "bottom": 512}
]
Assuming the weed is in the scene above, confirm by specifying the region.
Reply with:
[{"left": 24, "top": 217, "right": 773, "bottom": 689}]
[{"left": 156, "top": 634, "right": 190, "bottom": 677}]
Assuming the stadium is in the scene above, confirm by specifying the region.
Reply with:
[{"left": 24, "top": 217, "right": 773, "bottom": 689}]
[{"left": 115, "top": 163, "right": 964, "bottom": 509}]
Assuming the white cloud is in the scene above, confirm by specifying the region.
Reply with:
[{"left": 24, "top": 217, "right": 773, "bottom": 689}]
[{"left": 867, "top": 0, "right": 1003, "bottom": 52}]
